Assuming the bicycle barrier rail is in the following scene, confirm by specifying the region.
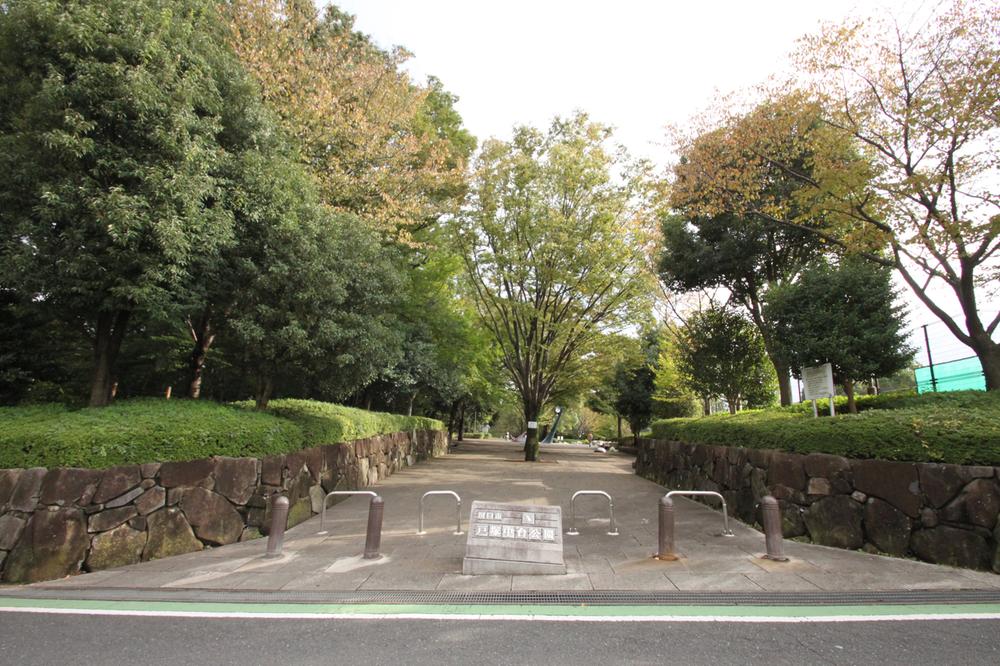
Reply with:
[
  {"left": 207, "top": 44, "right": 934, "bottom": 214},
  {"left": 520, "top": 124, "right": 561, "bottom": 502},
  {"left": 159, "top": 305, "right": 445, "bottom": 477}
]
[
  {"left": 263, "top": 495, "right": 289, "bottom": 559},
  {"left": 319, "top": 490, "right": 379, "bottom": 534},
  {"left": 565, "top": 490, "right": 619, "bottom": 536},
  {"left": 760, "top": 495, "right": 788, "bottom": 561},
  {"left": 656, "top": 490, "right": 735, "bottom": 561},
  {"left": 417, "top": 490, "right": 463, "bottom": 535}
]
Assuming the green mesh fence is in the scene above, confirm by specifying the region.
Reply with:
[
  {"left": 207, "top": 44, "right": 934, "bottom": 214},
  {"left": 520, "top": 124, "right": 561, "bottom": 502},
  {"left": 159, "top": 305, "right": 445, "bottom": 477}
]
[{"left": 915, "top": 355, "right": 985, "bottom": 393}]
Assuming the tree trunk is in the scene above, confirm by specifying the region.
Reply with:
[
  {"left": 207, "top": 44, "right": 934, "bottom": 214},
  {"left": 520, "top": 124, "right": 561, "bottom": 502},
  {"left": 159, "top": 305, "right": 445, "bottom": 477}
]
[
  {"left": 630, "top": 420, "right": 640, "bottom": 447},
  {"left": 447, "top": 399, "right": 459, "bottom": 444},
  {"left": 255, "top": 373, "right": 274, "bottom": 410},
  {"left": 88, "top": 310, "right": 130, "bottom": 407},
  {"left": 726, "top": 395, "right": 738, "bottom": 415},
  {"left": 187, "top": 309, "right": 216, "bottom": 399},
  {"left": 774, "top": 361, "right": 792, "bottom": 407},
  {"left": 407, "top": 391, "right": 417, "bottom": 417},
  {"left": 616, "top": 414, "right": 622, "bottom": 441},
  {"left": 702, "top": 396, "right": 711, "bottom": 416},
  {"left": 843, "top": 380, "right": 857, "bottom": 414},
  {"left": 970, "top": 334, "right": 1000, "bottom": 392},
  {"left": 457, "top": 401, "right": 466, "bottom": 442},
  {"left": 524, "top": 400, "right": 540, "bottom": 462}
]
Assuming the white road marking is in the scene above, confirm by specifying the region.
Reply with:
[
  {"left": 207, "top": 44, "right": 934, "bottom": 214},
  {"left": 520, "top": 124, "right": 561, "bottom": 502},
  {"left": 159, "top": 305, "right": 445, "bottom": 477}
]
[{"left": 2, "top": 606, "right": 1000, "bottom": 623}]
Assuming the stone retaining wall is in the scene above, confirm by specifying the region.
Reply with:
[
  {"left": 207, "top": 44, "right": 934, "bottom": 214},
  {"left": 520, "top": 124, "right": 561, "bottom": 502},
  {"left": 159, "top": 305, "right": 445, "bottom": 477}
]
[
  {"left": 0, "top": 429, "right": 447, "bottom": 583},
  {"left": 635, "top": 439, "right": 1000, "bottom": 573}
]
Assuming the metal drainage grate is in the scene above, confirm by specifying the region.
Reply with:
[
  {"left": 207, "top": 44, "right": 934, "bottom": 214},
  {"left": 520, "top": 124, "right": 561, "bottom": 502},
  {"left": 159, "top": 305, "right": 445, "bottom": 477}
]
[{"left": 9, "top": 587, "right": 1000, "bottom": 607}]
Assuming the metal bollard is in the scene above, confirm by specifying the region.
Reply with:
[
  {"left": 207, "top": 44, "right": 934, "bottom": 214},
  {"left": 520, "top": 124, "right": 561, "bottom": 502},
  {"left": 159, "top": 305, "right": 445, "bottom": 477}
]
[
  {"left": 761, "top": 495, "right": 788, "bottom": 562},
  {"left": 656, "top": 495, "right": 678, "bottom": 560},
  {"left": 363, "top": 495, "right": 384, "bottom": 560},
  {"left": 264, "top": 495, "right": 289, "bottom": 559}
]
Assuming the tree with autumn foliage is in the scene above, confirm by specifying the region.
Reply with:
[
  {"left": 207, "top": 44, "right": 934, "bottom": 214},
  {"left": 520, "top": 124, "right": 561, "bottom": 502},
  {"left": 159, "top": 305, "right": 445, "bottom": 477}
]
[
  {"left": 223, "top": 0, "right": 471, "bottom": 240},
  {"left": 671, "top": 1, "right": 1000, "bottom": 389}
]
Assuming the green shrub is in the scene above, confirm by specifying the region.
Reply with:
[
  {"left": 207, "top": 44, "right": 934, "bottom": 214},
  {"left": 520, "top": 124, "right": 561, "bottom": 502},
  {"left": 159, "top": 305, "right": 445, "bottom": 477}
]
[
  {"left": 650, "top": 393, "right": 1000, "bottom": 465},
  {"left": 0, "top": 399, "right": 303, "bottom": 469},
  {"left": 0, "top": 398, "right": 444, "bottom": 469},
  {"left": 654, "top": 397, "right": 701, "bottom": 419},
  {"left": 779, "top": 389, "right": 999, "bottom": 416},
  {"left": 233, "top": 398, "right": 443, "bottom": 445}
]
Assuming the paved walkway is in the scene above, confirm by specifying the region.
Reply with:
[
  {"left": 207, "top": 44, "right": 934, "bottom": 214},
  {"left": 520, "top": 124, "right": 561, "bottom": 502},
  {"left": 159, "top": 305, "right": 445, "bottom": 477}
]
[{"left": 23, "top": 440, "right": 1000, "bottom": 594}]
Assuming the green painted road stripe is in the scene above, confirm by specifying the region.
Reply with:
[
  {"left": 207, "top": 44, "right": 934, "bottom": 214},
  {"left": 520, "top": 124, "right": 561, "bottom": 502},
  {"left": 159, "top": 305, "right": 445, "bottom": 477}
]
[{"left": 3, "top": 596, "right": 1000, "bottom": 618}]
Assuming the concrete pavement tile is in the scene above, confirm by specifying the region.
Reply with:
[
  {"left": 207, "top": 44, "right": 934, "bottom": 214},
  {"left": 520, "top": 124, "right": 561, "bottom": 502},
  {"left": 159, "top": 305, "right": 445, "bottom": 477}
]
[
  {"left": 566, "top": 554, "right": 615, "bottom": 575},
  {"left": 799, "top": 572, "right": 979, "bottom": 591},
  {"left": 666, "top": 573, "right": 764, "bottom": 591},
  {"left": 78, "top": 571, "right": 206, "bottom": 588},
  {"left": 748, "top": 556, "right": 821, "bottom": 573},
  {"left": 163, "top": 571, "right": 256, "bottom": 588},
  {"left": 436, "top": 574, "right": 513, "bottom": 591},
  {"left": 281, "top": 571, "right": 374, "bottom": 591},
  {"left": 745, "top": 573, "right": 822, "bottom": 591},
  {"left": 359, "top": 571, "right": 444, "bottom": 590},
  {"left": 610, "top": 556, "right": 689, "bottom": 575},
  {"left": 511, "top": 573, "right": 593, "bottom": 591},
  {"left": 231, "top": 572, "right": 309, "bottom": 590},
  {"left": 956, "top": 570, "right": 1000, "bottom": 588},
  {"left": 29, "top": 570, "right": 125, "bottom": 587},
  {"left": 682, "top": 557, "right": 769, "bottom": 574},
  {"left": 587, "top": 572, "right": 677, "bottom": 591}
]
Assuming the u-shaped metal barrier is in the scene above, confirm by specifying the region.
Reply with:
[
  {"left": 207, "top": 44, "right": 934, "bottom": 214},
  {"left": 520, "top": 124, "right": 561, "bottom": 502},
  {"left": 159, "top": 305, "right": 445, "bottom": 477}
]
[
  {"left": 417, "top": 490, "right": 463, "bottom": 535},
  {"left": 565, "top": 490, "right": 619, "bottom": 536},
  {"left": 656, "top": 490, "right": 734, "bottom": 561},
  {"left": 319, "top": 490, "right": 379, "bottom": 534}
]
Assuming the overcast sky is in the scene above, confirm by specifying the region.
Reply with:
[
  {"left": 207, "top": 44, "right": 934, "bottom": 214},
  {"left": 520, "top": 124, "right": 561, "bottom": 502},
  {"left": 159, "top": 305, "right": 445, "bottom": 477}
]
[{"left": 327, "top": 0, "right": 995, "bottom": 368}]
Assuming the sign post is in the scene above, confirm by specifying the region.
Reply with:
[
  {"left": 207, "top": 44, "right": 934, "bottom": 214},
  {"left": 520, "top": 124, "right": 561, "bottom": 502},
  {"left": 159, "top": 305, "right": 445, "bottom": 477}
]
[{"left": 802, "top": 363, "right": 835, "bottom": 418}]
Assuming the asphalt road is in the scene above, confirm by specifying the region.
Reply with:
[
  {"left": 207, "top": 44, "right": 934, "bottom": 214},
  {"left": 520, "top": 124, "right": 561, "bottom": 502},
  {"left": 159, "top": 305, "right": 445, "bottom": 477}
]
[{"left": 1, "top": 612, "right": 998, "bottom": 666}]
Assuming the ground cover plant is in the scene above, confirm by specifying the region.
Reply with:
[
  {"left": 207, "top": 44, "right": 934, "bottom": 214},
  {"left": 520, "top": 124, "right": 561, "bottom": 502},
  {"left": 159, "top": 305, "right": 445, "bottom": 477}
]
[
  {"left": 649, "top": 391, "right": 1000, "bottom": 465},
  {"left": 0, "top": 399, "right": 442, "bottom": 469}
]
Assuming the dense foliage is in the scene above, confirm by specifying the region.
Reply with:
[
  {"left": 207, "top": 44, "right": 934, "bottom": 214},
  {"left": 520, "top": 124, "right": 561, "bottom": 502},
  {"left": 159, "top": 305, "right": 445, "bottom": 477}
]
[
  {"left": 0, "top": 398, "right": 443, "bottom": 469},
  {"left": 676, "top": 306, "right": 777, "bottom": 414},
  {"left": 650, "top": 391, "right": 1000, "bottom": 465},
  {"left": 458, "top": 113, "right": 656, "bottom": 460},
  {"left": 763, "top": 257, "right": 914, "bottom": 412},
  {"left": 0, "top": 0, "right": 496, "bottom": 430}
]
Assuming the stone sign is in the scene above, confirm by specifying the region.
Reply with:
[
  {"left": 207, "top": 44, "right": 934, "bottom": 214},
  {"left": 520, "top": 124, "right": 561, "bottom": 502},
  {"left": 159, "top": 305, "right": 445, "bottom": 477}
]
[{"left": 463, "top": 501, "right": 566, "bottom": 575}]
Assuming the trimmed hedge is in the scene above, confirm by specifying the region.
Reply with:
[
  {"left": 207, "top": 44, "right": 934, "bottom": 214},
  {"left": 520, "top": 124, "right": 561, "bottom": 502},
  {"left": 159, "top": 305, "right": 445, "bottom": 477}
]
[
  {"left": 237, "top": 399, "right": 443, "bottom": 445},
  {"left": 0, "top": 398, "right": 444, "bottom": 469},
  {"left": 650, "top": 391, "right": 1000, "bottom": 465}
]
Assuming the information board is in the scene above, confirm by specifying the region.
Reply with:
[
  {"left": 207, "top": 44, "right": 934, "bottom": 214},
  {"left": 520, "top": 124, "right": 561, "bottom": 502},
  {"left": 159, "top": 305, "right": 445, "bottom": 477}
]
[
  {"left": 462, "top": 501, "right": 566, "bottom": 575},
  {"left": 802, "top": 363, "right": 835, "bottom": 400}
]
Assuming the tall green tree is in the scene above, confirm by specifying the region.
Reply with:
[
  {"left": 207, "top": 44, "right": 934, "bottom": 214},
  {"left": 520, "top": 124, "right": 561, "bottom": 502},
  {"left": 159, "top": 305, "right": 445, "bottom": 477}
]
[
  {"left": 764, "top": 257, "right": 914, "bottom": 413},
  {"left": 0, "top": 0, "right": 239, "bottom": 406},
  {"left": 678, "top": 306, "right": 777, "bottom": 414},
  {"left": 658, "top": 208, "right": 822, "bottom": 406},
  {"left": 458, "top": 113, "right": 656, "bottom": 460},
  {"left": 613, "top": 330, "right": 659, "bottom": 445},
  {"left": 661, "top": 97, "right": 834, "bottom": 406}
]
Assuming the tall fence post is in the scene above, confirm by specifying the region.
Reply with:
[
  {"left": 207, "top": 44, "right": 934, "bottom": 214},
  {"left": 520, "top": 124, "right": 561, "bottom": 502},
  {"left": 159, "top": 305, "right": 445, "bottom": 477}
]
[
  {"left": 363, "top": 495, "right": 384, "bottom": 560},
  {"left": 264, "top": 495, "right": 289, "bottom": 559},
  {"left": 656, "top": 495, "right": 677, "bottom": 560},
  {"left": 761, "top": 495, "right": 788, "bottom": 562}
]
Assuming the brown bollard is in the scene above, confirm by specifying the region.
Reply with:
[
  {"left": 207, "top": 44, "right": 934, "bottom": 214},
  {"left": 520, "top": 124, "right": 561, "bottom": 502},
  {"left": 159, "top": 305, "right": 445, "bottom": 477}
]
[
  {"left": 363, "top": 495, "right": 384, "bottom": 560},
  {"left": 656, "top": 495, "right": 677, "bottom": 561},
  {"left": 264, "top": 495, "right": 289, "bottom": 559},
  {"left": 761, "top": 495, "right": 789, "bottom": 562}
]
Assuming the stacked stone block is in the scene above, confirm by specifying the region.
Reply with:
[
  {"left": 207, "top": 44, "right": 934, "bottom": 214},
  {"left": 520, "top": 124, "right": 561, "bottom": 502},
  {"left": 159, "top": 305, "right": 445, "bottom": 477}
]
[
  {"left": 635, "top": 439, "right": 1000, "bottom": 573},
  {"left": 0, "top": 429, "right": 447, "bottom": 583}
]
